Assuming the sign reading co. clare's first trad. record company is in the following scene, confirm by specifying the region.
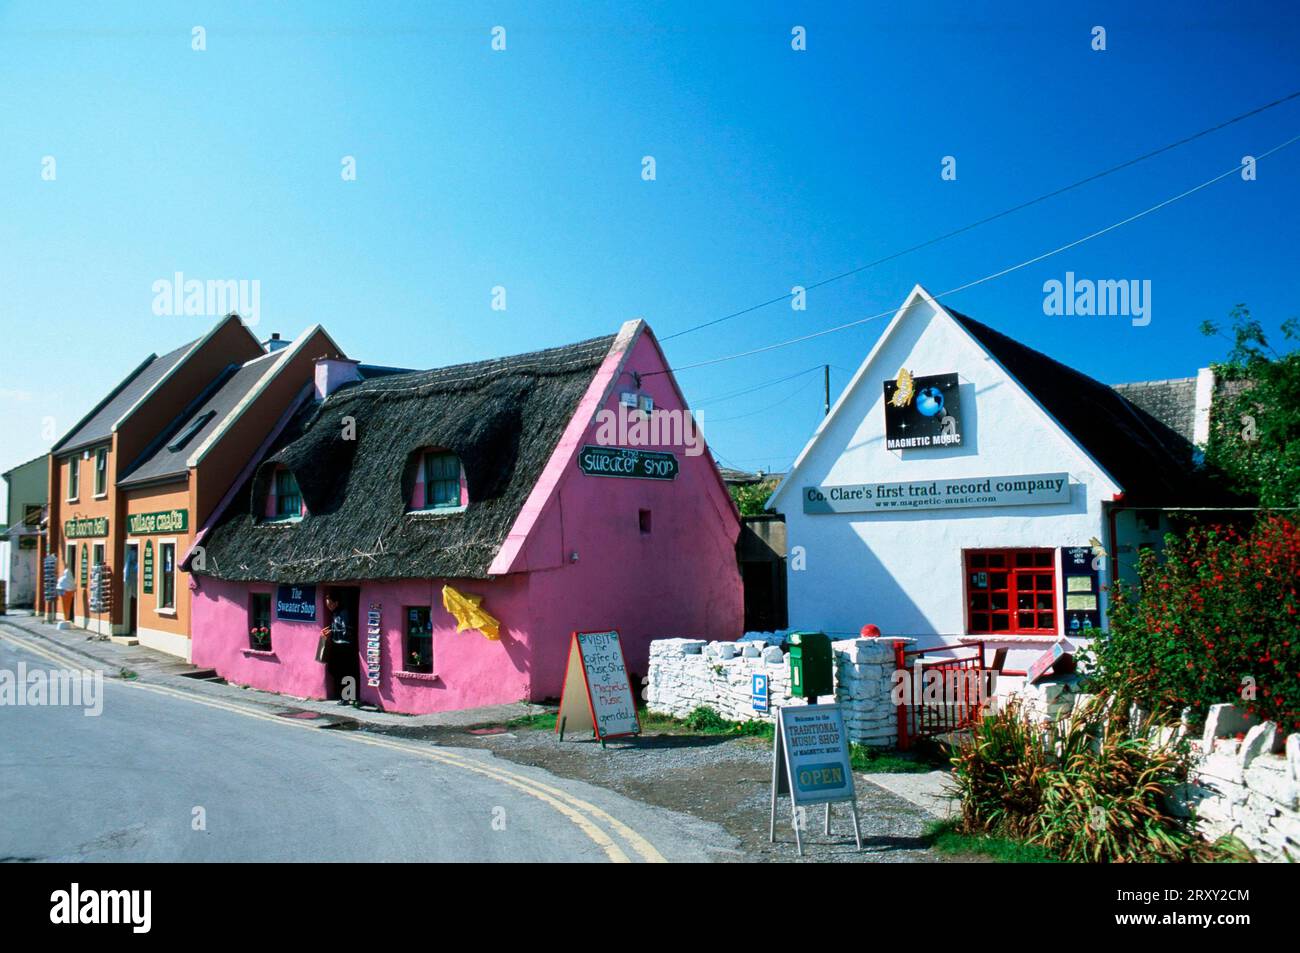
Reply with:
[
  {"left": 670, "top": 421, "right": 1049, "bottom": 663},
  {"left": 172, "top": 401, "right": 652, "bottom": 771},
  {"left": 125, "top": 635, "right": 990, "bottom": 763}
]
[
  {"left": 578, "top": 445, "right": 678, "bottom": 481},
  {"left": 804, "top": 472, "right": 1071, "bottom": 514}
]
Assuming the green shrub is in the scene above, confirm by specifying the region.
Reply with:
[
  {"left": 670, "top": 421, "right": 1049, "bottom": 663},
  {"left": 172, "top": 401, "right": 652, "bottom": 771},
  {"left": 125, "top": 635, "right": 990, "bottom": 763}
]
[
  {"left": 1081, "top": 515, "right": 1300, "bottom": 731},
  {"left": 951, "top": 697, "right": 1246, "bottom": 863}
]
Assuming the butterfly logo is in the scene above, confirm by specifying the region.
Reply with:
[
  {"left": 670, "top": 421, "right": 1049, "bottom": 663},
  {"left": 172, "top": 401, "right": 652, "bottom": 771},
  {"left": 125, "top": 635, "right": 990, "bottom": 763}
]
[{"left": 890, "top": 367, "right": 915, "bottom": 408}]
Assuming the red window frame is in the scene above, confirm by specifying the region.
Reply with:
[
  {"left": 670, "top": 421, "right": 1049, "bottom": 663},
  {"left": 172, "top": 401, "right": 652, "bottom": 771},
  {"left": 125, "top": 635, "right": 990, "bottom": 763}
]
[{"left": 964, "top": 548, "right": 1057, "bottom": 635}]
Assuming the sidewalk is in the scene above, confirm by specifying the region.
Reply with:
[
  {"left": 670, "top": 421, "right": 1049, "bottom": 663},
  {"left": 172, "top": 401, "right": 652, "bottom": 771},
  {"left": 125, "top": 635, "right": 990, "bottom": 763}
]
[{"left": 0, "top": 611, "right": 543, "bottom": 730}]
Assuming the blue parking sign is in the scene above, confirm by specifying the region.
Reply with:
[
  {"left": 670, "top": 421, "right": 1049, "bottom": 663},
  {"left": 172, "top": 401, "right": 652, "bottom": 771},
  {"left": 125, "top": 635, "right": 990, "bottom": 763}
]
[{"left": 752, "top": 673, "right": 770, "bottom": 713}]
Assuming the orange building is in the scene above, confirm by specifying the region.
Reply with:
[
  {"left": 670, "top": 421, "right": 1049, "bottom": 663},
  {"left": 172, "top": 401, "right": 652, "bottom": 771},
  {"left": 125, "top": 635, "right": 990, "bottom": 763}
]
[{"left": 46, "top": 315, "right": 348, "bottom": 659}]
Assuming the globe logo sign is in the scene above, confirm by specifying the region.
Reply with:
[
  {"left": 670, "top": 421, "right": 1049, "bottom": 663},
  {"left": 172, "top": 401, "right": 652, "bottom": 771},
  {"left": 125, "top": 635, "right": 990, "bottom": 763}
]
[{"left": 915, "top": 386, "right": 944, "bottom": 417}]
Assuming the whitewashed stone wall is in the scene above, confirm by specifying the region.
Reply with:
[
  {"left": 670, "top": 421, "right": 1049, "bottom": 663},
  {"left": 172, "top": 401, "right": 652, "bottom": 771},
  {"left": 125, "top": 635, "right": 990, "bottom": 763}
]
[
  {"left": 643, "top": 637, "right": 906, "bottom": 747},
  {"left": 1178, "top": 705, "right": 1300, "bottom": 863}
]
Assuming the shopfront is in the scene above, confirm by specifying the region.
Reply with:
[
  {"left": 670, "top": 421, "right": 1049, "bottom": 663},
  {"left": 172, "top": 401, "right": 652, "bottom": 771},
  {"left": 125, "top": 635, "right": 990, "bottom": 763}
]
[{"left": 769, "top": 286, "right": 1224, "bottom": 669}]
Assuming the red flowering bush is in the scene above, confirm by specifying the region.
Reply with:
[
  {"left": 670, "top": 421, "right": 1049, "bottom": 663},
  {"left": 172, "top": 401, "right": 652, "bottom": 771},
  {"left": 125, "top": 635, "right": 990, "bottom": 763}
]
[{"left": 1083, "top": 515, "right": 1300, "bottom": 732}]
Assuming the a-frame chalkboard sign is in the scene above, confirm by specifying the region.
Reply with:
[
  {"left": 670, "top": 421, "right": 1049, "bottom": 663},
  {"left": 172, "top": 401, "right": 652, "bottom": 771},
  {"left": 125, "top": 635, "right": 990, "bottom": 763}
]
[{"left": 556, "top": 630, "right": 641, "bottom": 746}]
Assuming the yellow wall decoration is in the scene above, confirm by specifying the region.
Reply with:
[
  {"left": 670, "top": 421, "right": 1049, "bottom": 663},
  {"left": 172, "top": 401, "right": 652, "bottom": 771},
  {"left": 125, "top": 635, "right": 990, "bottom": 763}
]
[{"left": 441, "top": 585, "right": 501, "bottom": 640}]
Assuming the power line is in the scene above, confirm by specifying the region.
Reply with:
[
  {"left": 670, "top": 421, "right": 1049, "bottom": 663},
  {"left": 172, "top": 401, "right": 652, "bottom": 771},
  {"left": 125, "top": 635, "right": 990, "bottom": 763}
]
[
  {"left": 691, "top": 364, "right": 824, "bottom": 406},
  {"left": 657, "top": 134, "right": 1300, "bottom": 374},
  {"left": 703, "top": 376, "right": 822, "bottom": 424},
  {"left": 659, "top": 88, "right": 1300, "bottom": 343}
]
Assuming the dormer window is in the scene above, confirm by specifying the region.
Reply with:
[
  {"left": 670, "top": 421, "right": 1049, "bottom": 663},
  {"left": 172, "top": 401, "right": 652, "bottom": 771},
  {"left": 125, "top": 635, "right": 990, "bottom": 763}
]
[
  {"left": 409, "top": 449, "right": 466, "bottom": 513},
  {"left": 264, "top": 466, "right": 305, "bottom": 522}
]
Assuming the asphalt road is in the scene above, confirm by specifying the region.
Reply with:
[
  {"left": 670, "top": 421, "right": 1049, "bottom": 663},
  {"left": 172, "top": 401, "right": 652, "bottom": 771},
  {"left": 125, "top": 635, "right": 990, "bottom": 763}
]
[{"left": 0, "top": 632, "right": 725, "bottom": 862}]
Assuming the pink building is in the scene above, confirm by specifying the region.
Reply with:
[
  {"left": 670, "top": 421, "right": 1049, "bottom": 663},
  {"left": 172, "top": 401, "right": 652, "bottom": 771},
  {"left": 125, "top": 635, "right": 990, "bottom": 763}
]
[{"left": 186, "top": 320, "right": 742, "bottom": 713}]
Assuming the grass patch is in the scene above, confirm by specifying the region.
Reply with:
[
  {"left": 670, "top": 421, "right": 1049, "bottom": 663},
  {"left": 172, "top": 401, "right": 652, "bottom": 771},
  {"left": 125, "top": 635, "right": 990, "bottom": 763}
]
[
  {"left": 924, "top": 819, "right": 1058, "bottom": 863},
  {"left": 851, "top": 737, "right": 952, "bottom": 773},
  {"left": 502, "top": 705, "right": 774, "bottom": 740}
]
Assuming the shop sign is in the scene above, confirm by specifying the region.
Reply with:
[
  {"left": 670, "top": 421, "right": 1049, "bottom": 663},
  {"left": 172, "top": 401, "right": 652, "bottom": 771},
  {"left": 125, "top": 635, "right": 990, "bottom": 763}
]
[
  {"left": 769, "top": 703, "right": 862, "bottom": 855},
  {"left": 366, "top": 603, "right": 382, "bottom": 688},
  {"left": 883, "top": 371, "right": 962, "bottom": 450},
  {"left": 64, "top": 516, "right": 108, "bottom": 539},
  {"left": 142, "top": 540, "right": 154, "bottom": 594},
  {"left": 275, "top": 584, "right": 317, "bottom": 622},
  {"left": 577, "top": 445, "right": 678, "bottom": 481},
  {"left": 1061, "top": 546, "right": 1103, "bottom": 631},
  {"left": 557, "top": 630, "right": 641, "bottom": 741},
  {"left": 127, "top": 509, "right": 189, "bottom": 535},
  {"left": 803, "top": 472, "right": 1070, "bottom": 514}
]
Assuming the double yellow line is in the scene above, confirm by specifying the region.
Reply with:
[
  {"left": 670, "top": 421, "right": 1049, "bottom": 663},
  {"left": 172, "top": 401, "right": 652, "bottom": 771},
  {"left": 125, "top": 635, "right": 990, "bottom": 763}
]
[{"left": 0, "top": 626, "right": 665, "bottom": 863}]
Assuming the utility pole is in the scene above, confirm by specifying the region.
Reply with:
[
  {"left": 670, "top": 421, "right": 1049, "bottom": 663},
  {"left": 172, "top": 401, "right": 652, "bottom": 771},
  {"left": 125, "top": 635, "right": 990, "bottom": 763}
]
[{"left": 823, "top": 365, "right": 830, "bottom": 416}]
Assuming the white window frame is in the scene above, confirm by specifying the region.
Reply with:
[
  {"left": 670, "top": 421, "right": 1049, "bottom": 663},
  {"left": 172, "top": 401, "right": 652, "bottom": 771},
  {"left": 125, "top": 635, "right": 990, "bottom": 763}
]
[{"left": 156, "top": 537, "right": 178, "bottom": 615}]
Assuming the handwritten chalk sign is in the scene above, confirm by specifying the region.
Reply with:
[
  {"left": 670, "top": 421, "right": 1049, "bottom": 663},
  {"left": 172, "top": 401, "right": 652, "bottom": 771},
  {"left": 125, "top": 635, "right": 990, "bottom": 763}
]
[
  {"left": 770, "top": 703, "right": 862, "bottom": 856},
  {"left": 556, "top": 630, "right": 641, "bottom": 743}
]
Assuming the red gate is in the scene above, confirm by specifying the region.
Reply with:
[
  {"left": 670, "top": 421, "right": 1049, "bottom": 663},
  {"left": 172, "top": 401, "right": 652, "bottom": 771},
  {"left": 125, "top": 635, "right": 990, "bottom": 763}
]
[{"left": 893, "top": 641, "right": 990, "bottom": 750}]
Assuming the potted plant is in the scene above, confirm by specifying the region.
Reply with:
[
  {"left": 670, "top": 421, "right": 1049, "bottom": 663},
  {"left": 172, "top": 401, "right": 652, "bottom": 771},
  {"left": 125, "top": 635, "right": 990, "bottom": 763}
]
[{"left": 250, "top": 626, "right": 271, "bottom": 650}]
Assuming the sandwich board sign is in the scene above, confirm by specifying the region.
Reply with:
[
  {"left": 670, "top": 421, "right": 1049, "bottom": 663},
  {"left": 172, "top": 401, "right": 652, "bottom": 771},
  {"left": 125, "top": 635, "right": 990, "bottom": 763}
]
[
  {"left": 770, "top": 703, "right": 862, "bottom": 855},
  {"left": 556, "top": 630, "right": 641, "bottom": 745}
]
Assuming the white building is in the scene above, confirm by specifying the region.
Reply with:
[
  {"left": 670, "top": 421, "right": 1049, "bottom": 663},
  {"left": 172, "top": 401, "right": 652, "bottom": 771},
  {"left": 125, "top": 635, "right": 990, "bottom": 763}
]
[{"left": 768, "top": 286, "right": 1229, "bottom": 670}]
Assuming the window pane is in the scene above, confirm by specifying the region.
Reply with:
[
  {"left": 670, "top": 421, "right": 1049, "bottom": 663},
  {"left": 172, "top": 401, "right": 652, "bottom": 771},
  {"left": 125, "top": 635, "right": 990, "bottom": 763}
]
[
  {"left": 1035, "top": 551, "right": 1052, "bottom": 567},
  {"left": 1037, "top": 613, "right": 1055, "bottom": 630},
  {"left": 990, "top": 614, "right": 1009, "bottom": 631},
  {"left": 987, "top": 553, "right": 1005, "bottom": 567},
  {"left": 990, "top": 573, "right": 1007, "bottom": 590},
  {"left": 1017, "top": 611, "right": 1035, "bottom": 629}
]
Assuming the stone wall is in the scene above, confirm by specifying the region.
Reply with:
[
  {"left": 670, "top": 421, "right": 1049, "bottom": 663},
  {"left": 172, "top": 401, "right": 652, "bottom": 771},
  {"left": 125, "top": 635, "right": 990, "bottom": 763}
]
[
  {"left": 643, "top": 636, "right": 904, "bottom": 747},
  {"left": 1178, "top": 704, "right": 1300, "bottom": 863}
]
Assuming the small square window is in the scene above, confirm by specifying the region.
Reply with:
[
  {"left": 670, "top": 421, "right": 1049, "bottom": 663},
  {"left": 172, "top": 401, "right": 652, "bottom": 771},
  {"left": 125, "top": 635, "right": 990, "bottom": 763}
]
[{"left": 639, "top": 509, "right": 652, "bottom": 534}]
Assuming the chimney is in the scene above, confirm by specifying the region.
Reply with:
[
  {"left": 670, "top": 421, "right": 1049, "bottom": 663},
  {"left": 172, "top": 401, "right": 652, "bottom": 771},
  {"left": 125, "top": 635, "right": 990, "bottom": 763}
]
[
  {"left": 315, "top": 357, "right": 362, "bottom": 400},
  {"left": 262, "top": 332, "right": 290, "bottom": 353}
]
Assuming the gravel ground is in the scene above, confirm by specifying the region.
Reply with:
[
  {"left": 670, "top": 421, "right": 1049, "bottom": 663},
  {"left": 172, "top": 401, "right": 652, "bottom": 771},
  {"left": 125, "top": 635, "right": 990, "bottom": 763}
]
[{"left": 370, "top": 720, "right": 950, "bottom": 863}]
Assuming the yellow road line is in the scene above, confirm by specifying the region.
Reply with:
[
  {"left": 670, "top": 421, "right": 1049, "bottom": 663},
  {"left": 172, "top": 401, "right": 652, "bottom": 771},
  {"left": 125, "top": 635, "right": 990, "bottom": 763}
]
[{"left": 0, "top": 627, "right": 665, "bottom": 862}]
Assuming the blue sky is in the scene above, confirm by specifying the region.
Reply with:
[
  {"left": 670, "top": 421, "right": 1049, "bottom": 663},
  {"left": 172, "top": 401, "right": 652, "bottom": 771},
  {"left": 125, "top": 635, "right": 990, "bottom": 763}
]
[{"left": 2, "top": 0, "right": 1298, "bottom": 498}]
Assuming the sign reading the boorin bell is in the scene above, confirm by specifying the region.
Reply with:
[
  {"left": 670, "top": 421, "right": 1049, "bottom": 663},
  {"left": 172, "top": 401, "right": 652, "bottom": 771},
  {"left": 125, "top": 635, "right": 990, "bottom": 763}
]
[
  {"left": 64, "top": 516, "right": 108, "bottom": 539},
  {"left": 804, "top": 472, "right": 1070, "bottom": 514},
  {"left": 127, "top": 509, "right": 188, "bottom": 535}
]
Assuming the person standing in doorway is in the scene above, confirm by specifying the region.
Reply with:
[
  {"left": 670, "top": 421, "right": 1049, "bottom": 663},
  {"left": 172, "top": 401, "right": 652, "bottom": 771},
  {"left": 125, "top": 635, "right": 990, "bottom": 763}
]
[{"left": 322, "top": 590, "right": 357, "bottom": 705}]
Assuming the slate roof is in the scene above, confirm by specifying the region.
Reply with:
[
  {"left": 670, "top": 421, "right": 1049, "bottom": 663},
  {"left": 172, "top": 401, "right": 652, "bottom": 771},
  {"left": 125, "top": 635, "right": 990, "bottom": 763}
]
[
  {"left": 1111, "top": 377, "right": 1198, "bottom": 445},
  {"left": 52, "top": 340, "right": 197, "bottom": 456},
  {"left": 118, "top": 351, "right": 281, "bottom": 487},
  {"left": 195, "top": 332, "right": 619, "bottom": 584},
  {"left": 949, "top": 310, "right": 1230, "bottom": 505}
]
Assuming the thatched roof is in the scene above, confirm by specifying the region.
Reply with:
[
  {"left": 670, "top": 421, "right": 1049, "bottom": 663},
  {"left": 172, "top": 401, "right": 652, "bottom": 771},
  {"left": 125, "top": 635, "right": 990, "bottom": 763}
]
[{"left": 195, "top": 332, "right": 618, "bottom": 583}]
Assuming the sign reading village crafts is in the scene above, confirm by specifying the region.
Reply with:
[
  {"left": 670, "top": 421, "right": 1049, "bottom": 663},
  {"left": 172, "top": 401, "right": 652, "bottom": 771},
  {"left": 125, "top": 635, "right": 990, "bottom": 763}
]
[
  {"left": 64, "top": 516, "right": 108, "bottom": 539},
  {"left": 127, "top": 509, "right": 188, "bottom": 535},
  {"left": 577, "top": 444, "right": 678, "bottom": 481},
  {"left": 804, "top": 472, "right": 1071, "bottom": 514},
  {"left": 883, "top": 371, "right": 962, "bottom": 450},
  {"left": 275, "top": 585, "right": 317, "bottom": 622}
]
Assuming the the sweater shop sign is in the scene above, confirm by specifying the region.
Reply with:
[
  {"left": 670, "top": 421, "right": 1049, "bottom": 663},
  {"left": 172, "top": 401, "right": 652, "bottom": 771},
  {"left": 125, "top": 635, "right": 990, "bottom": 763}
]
[
  {"left": 803, "top": 472, "right": 1071, "bottom": 514},
  {"left": 578, "top": 445, "right": 678, "bottom": 481},
  {"left": 275, "top": 585, "right": 317, "bottom": 622},
  {"left": 127, "top": 509, "right": 189, "bottom": 536},
  {"left": 883, "top": 371, "right": 962, "bottom": 450},
  {"left": 64, "top": 516, "right": 108, "bottom": 539}
]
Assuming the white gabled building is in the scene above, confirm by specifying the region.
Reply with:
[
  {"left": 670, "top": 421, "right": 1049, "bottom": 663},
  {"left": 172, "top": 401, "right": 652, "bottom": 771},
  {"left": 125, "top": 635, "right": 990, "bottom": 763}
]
[{"left": 768, "top": 286, "right": 1228, "bottom": 667}]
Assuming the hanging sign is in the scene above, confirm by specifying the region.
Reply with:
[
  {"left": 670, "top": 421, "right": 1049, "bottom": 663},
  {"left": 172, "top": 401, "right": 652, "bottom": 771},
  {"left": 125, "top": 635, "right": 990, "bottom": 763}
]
[
  {"left": 803, "top": 472, "right": 1070, "bottom": 514},
  {"left": 577, "top": 445, "right": 678, "bottom": 481},
  {"left": 142, "top": 540, "right": 154, "bottom": 594},
  {"left": 556, "top": 630, "right": 641, "bottom": 742},
  {"left": 769, "top": 703, "right": 862, "bottom": 855},
  {"left": 1060, "top": 546, "right": 1103, "bottom": 631},
  {"left": 127, "top": 509, "right": 189, "bottom": 535},
  {"left": 883, "top": 370, "right": 962, "bottom": 450},
  {"left": 43, "top": 554, "right": 58, "bottom": 602},
  {"left": 275, "top": 584, "right": 317, "bottom": 622},
  {"left": 365, "top": 603, "right": 382, "bottom": 688},
  {"left": 64, "top": 516, "right": 108, "bottom": 539}
]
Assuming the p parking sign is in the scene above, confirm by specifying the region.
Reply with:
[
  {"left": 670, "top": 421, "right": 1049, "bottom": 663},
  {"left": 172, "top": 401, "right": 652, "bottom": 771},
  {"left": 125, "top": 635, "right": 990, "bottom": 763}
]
[{"left": 752, "top": 673, "right": 770, "bottom": 713}]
